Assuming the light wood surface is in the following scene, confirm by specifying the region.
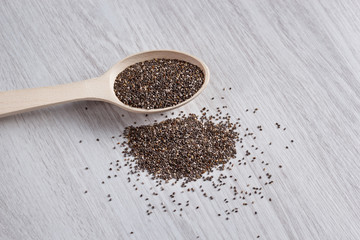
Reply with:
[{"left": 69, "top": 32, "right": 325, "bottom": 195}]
[
  {"left": 1, "top": 0, "right": 359, "bottom": 239},
  {"left": 0, "top": 50, "right": 210, "bottom": 117}
]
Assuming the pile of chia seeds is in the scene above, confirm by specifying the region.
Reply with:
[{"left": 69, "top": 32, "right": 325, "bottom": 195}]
[
  {"left": 123, "top": 113, "right": 239, "bottom": 182},
  {"left": 113, "top": 58, "right": 204, "bottom": 109}
]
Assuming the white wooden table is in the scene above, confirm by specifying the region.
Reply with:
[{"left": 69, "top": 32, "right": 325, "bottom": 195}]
[{"left": 1, "top": 1, "right": 359, "bottom": 239}]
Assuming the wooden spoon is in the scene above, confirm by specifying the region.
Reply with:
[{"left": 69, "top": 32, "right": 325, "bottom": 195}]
[{"left": 0, "top": 50, "right": 210, "bottom": 118}]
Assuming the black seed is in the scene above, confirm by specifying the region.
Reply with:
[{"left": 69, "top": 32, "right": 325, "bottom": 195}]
[
  {"left": 114, "top": 59, "right": 204, "bottom": 109},
  {"left": 122, "top": 114, "right": 239, "bottom": 181}
]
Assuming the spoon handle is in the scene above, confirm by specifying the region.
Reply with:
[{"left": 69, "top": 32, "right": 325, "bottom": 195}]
[{"left": 0, "top": 79, "right": 95, "bottom": 118}]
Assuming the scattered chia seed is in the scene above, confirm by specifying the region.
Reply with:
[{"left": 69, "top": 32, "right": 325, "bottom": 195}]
[
  {"left": 114, "top": 59, "right": 204, "bottom": 109},
  {"left": 79, "top": 102, "right": 295, "bottom": 223}
]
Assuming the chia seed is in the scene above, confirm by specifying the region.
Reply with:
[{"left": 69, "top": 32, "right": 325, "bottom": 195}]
[
  {"left": 123, "top": 113, "right": 238, "bottom": 181},
  {"left": 114, "top": 58, "right": 204, "bottom": 109}
]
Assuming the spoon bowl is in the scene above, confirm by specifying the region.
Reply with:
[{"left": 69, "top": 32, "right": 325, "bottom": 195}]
[{"left": 0, "top": 50, "right": 210, "bottom": 118}]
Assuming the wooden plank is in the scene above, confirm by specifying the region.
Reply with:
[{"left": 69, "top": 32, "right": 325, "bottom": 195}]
[{"left": 0, "top": 0, "right": 359, "bottom": 239}]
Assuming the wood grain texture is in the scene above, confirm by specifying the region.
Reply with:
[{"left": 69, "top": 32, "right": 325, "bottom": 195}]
[{"left": 1, "top": 0, "right": 360, "bottom": 239}]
